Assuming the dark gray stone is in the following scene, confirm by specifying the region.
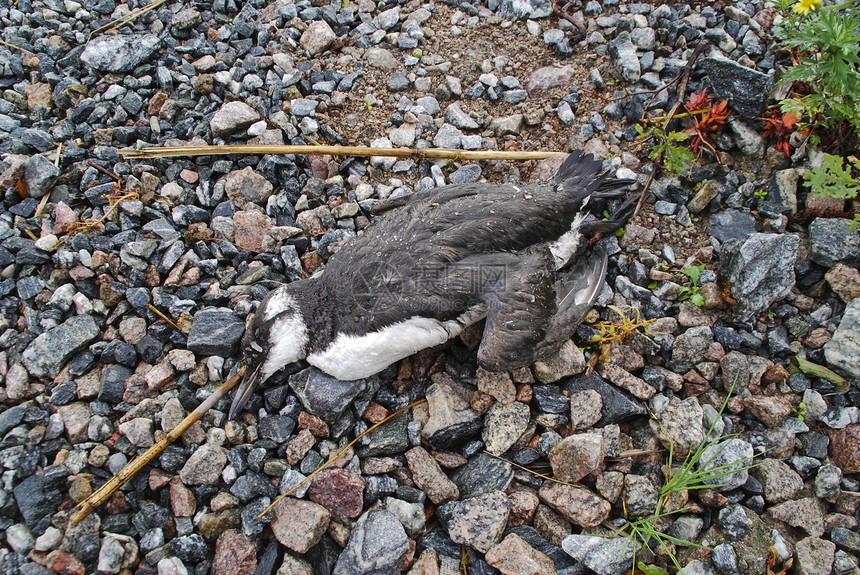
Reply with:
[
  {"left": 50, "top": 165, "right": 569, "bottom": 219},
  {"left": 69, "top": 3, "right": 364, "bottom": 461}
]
[
  {"left": 708, "top": 209, "right": 756, "bottom": 243},
  {"left": 332, "top": 509, "right": 408, "bottom": 575},
  {"left": 22, "top": 315, "right": 100, "bottom": 378},
  {"left": 718, "top": 233, "right": 799, "bottom": 317},
  {"left": 99, "top": 365, "right": 131, "bottom": 405},
  {"left": 80, "top": 33, "right": 161, "bottom": 73},
  {"left": 13, "top": 475, "right": 62, "bottom": 535},
  {"left": 450, "top": 453, "right": 513, "bottom": 500},
  {"left": 809, "top": 218, "right": 860, "bottom": 266},
  {"left": 24, "top": 154, "right": 59, "bottom": 199},
  {"left": 564, "top": 372, "right": 646, "bottom": 425},
  {"left": 357, "top": 411, "right": 409, "bottom": 457},
  {"left": 186, "top": 307, "right": 245, "bottom": 357},
  {"left": 700, "top": 57, "right": 773, "bottom": 118},
  {"left": 288, "top": 367, "right": 380, "bottom": 422}
]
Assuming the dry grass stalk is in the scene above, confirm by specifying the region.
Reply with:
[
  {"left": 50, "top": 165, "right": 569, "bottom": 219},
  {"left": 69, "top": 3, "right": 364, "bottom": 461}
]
[
  {"left": 257, "top": 398, "right": 428, "bottom": 518},
  {"left": 119, "top": 144, "right": 569, "bottom": 161},
  {"left": 87, "top": 0, "right": 168, "bottom": 41},
  {"left": 70, "top": 366, "right": 246, "bottom": 525},
  {"left": 481, "top": 450, "right": 582, "bottom": 488}
]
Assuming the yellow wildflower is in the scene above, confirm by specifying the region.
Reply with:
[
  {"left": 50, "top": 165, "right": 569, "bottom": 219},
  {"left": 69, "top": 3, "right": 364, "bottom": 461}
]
[{"left": 793, "top": 0, "right": 823, "bottom": 16}]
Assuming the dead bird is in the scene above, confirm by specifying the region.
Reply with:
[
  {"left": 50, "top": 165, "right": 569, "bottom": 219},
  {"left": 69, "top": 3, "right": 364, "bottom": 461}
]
[{"left": 229, "top": 151, "right": 634, "bottom": 418}]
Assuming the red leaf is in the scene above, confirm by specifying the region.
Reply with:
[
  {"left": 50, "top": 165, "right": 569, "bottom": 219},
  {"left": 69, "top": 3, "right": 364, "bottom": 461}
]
[{"left": 688, "top": 89, "right": 713, "bottom": 111}]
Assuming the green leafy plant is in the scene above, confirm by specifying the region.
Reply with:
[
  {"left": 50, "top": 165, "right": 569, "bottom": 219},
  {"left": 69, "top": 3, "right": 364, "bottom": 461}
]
[
  {"left": 794, "top": 401, "right": 807, "bottom": 422},
  {"left": 804, "top": 153, "right": 860, "bottom": 228},
  {"left": 635, "top": 125, "right": 695, "bottom": 176},
  {"left": 677, "top": 264, "right": 705, "bottom": 307},
  {"left": 754, "top": 188, "right": 769, "bottom": 199},
  {"left": 778, "top": 5, "right": 860, "bottom": 139}
]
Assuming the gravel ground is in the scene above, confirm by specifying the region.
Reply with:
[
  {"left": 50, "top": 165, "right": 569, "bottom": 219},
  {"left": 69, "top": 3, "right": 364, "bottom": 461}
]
[{"left": 0, "top": 0, "right": 859, "bottom": 574}]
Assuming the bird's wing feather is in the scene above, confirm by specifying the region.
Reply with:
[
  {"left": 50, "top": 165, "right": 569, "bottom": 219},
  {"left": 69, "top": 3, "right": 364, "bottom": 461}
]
[{"left": 476, "top": 249, "right": 555, "bottom": 371}]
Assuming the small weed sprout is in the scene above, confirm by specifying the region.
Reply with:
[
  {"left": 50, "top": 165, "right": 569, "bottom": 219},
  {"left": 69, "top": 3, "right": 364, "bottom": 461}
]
[
  {"left": 635, "top": 125, "right": 695, "bottom": 176},
  {"left": 677, "top": 264, "right": 706, "bottom": 307}
]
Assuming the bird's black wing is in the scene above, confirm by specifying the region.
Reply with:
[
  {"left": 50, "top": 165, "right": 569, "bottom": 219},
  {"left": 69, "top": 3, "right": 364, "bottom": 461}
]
[{"left": 475, "top": 249, "right": 556, "bottom": 371}]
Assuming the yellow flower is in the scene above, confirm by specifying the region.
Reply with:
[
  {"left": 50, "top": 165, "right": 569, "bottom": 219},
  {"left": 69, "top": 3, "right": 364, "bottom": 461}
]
[{"left": 793, "top": 0, "right": 823, "bottom": 16}]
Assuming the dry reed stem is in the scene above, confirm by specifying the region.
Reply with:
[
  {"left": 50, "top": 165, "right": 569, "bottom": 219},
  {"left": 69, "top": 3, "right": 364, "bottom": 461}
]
[
  {"left": 119, "top": 144, "right": 569, "bottom": 161},
  {"left": 70, "top": 366, "right": 246, "bottom": 525}
]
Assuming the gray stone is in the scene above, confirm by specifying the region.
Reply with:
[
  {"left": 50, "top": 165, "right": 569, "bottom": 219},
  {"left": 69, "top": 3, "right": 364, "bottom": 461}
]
[
  {"left": 825, "top": 298, "right": 860, "bottom": 379},
  {"left": 561, "top": 534, "right": 639, "bottom": 575},
  {"left": 700, "top": 56, "right": 773, "bottom": 118},
  {"left": 831, "top": 528, "right": 860, "bottom": 554},
  {"left": 482, "top": 401, "right": 529, "bottom": 455},
  {"left": 332, "top": 509, "right": 408, "bottom": 575},
  {"left": 289, "top": 367, "right": 379, "bottom": 423},
  {"left": 365, "top": 48, "right": 399, "bottom": 70},
  {"left": 441, "top": 491, "right": 509, "bottom": 553},
  {"left": 97, "top": 535, "right": 126, "bottom": 574},
  {"left": 449, "top": 164, "right": 481, "bottom": 184},
  {"left": 22, "top": 315, "right": 100, "bottom": 378},
  {"left": 708, "top": 209, "right": 756, "bottom": 243},
  {"left": 491, "top": 0, "right": 553, "bottom": 20},
  {"left": 608, "top": 33, "right": 640, "bottom": 83},
  {"left": 795, "top": 537, "right": 836, "bottom": 575},
  {"left": 729, "top": 119, "right": 766, "bottom": 157},
  {"left": 650, "top": 396, "right": 705, "bottom": 458},
  {"left": 180, "top": 444, "right": 227, "bottom": 485},
  {"left": 718, "top": 233, "right": 799, "bottom": 317},
  {"left": 80, "top": 33, "right": 160, "bottom": 72},
  {"left": 698, "top": 438, "right": 754, "bottom": 491},
  {"left": 422, "top": 375, "right": 481, "bottom": 449},
  {"left": 565, "top": 372, "right": 646, "bottom": 425},
  {"left": 444, "top": 103, "right": 479, "bottom": 129},
  {"left": 24, "top": 154, "right": 58, "bottom": 198},
  {"left": 809, "top": 218, "right": 860, "bottom": 266},
  {"left": 433, "top": 124, "right": 464, "bottom": 148},
  {"left": 712, "top": 543, "right": 739, "bottom": 575},
  {"left": 814, "top": 464, "right": 842, "bottom": 500},
  {"left": 186, "top": 308, "right": 245, "bottom": 357},
  {"left": 670, "top": 325, "right": 714, "bottom": 373},
  {"left": 210, "top": 102, "right": 261, "bottom": 138}
]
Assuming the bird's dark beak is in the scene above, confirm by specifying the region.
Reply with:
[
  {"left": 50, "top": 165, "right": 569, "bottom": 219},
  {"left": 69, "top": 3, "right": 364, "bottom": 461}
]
[{"left": 228, "top": 362, "right": 265, "bottom": 420}]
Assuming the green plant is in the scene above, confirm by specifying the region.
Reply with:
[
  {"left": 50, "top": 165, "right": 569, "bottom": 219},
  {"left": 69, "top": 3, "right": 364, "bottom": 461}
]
[
  {"left": 677, "top": 264, "right": 705, "bottom": 307},
  {"left": 754, "top": 188, "right": 768, "bottom": 199},
  {"left": 794, "top": 401, "right": 807, "bottom": 422},
  {"left": 804, "top": 153, "right": 860, "bottom": 228},
  {"left": 778, "top": 4, "right": 860, "bottom": 139},
  {"left": 616, "top": 383, "right": 763, "bottom": 570},
  {"left": 635, "top": 125, "right": 695, "bottom": 176}
]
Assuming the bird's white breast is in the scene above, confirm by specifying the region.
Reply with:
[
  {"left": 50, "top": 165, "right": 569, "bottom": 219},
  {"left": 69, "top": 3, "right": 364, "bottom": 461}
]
[{"left": 307, "top": 306, "right": 485, "bottom": 380}]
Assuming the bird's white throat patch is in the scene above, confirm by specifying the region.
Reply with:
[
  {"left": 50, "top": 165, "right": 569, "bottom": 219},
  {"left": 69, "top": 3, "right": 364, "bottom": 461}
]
[
  {"left": 263, "top": 288, "right": 297, "bottom": 321},
  {"left": 260, "top": 309, "right": 310, "bottom": 381},
  {"left": 307, "top": 312, "right": 482, "bottom": 380}
]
